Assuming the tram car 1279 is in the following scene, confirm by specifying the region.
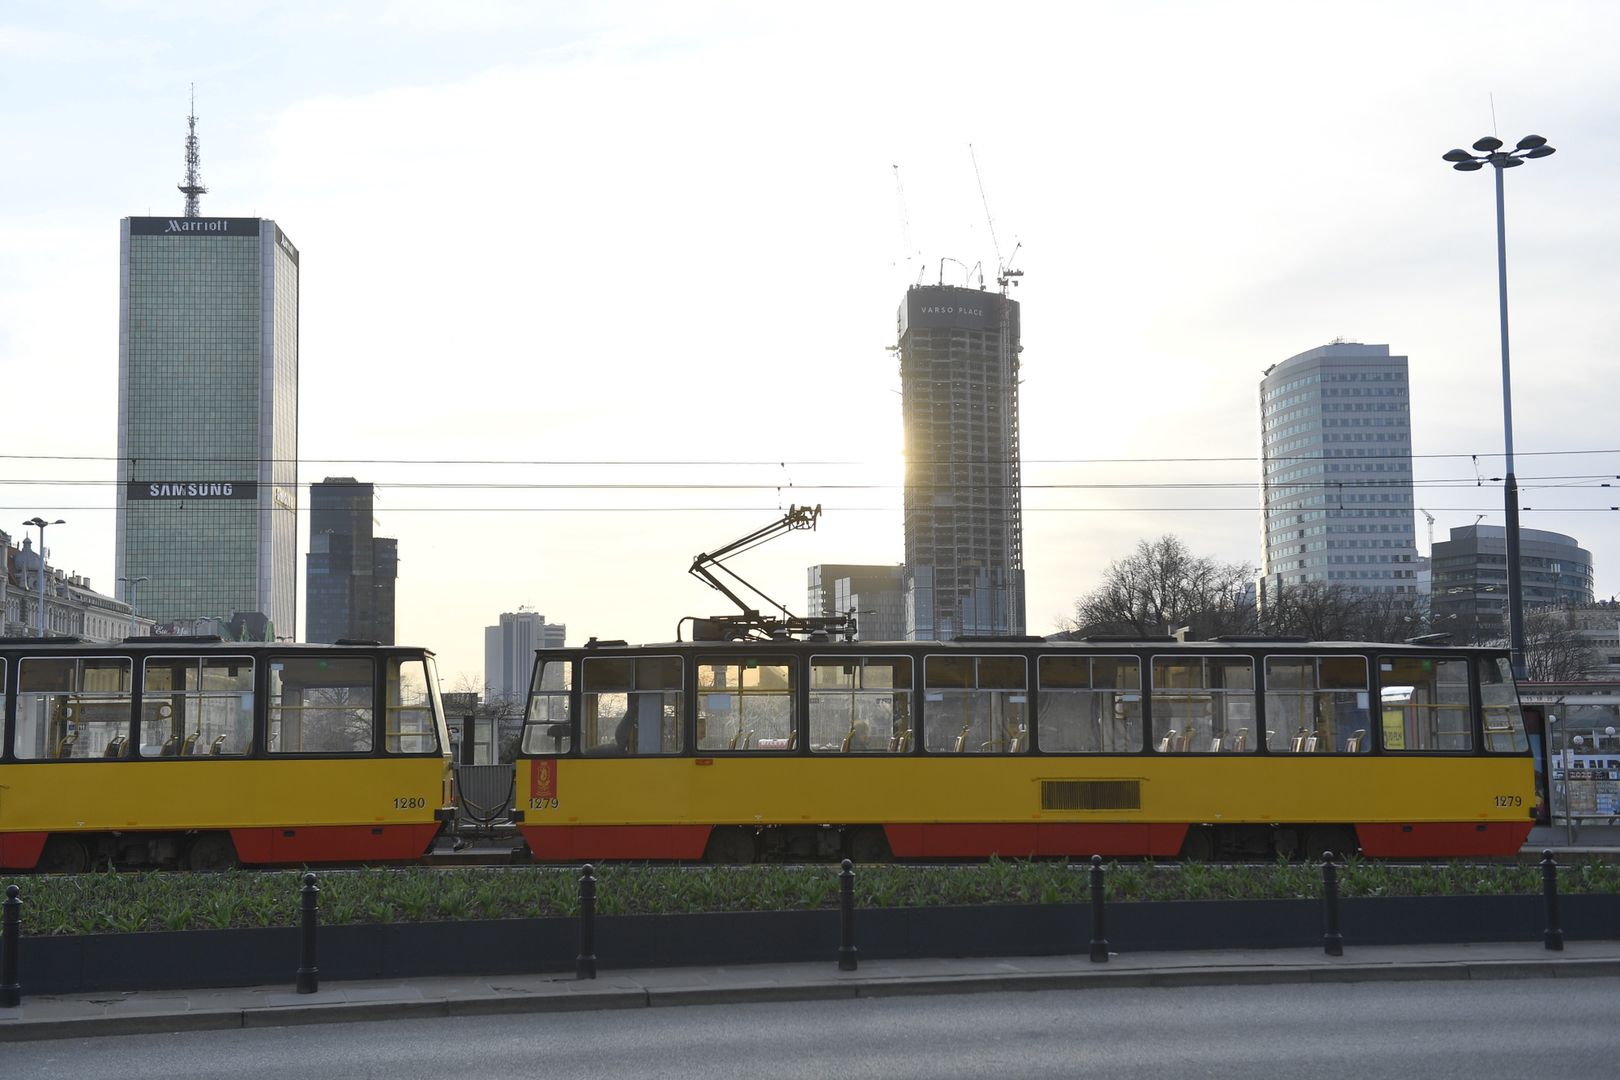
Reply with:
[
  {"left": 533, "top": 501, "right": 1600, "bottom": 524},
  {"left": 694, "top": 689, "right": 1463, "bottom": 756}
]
[{"left": 514, "top": 636, "right": 1535, "bottom": 863}]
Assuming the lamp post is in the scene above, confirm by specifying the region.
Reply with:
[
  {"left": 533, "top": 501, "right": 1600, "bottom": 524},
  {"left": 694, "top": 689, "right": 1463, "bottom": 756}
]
[
  {"left": 23, "top": 517, "right": 65, "bottom": 637},
  {"left": 118, "top": 575, "right": 150, "bottom": 638},
  {"left": 1442, "top": 134, "right": 1556, "bottom": 680}
]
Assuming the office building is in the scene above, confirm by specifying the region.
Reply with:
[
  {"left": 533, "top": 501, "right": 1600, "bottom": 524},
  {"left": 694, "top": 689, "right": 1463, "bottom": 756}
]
[
  {"left": 485, "top": 611, "right": 566, "bottom": 701},
  {"left": 306, "top": 478, "right": 398, "bottom": 644},
  {"left": 1258, "top": 342, "right": 1419, "bottom": 603},
  {"left": 897, "top": 283, "right": 1026, "bottom": 639},
  {"left": 1431, "top": 524, "right": 1594, "bottom": 640},
  {"left": 114, "top": 106, "right": 299, "bottom": 633},
  {"left": 806, "top": 563, "right": 906, "bottom": 641}
]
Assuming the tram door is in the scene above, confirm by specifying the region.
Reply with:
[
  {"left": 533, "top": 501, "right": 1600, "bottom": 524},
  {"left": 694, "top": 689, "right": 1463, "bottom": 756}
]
[{"left": 1521, "top": 704, "right": 1551, "bottom": 825}]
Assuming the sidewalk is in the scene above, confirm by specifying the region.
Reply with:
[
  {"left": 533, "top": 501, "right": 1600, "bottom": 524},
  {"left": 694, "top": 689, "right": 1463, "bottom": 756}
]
[
  {"left": 1529, "top": 822, "right": 1620, "bottom": 853},
  {"left": 4, "top": 939, "right": 1619, "bottom": 1043}
]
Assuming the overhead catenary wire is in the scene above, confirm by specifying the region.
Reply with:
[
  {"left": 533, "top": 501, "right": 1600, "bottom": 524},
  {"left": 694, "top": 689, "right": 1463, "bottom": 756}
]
[{"left": 5, "top": 447, "right": 1620, "bottom": 467}]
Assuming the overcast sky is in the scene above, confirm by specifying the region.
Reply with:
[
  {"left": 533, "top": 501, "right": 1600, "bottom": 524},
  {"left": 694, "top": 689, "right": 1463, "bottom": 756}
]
[{"left": 3, "top": 1, "right": 1618, "bottom": 688}]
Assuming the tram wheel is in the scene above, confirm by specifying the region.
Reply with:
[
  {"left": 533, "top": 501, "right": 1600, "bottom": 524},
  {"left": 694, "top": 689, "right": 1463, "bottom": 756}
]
[
  {"left": 703, "top": 827, "right": 758, "bottom": 865},
  {"left": 1303, "top": 826, "right": 1358, "bottom": 863},
  {"left": 1178, "top": 826, "right": 1215, "bottom": 862},
  {"left": 37, "top": 835, "right": 91, "bottom": 874},
  {"left": 185, "top": 833, "right": 240, "bottom": 872},
  {"left": 846, "top": 826, "right": 892, "bottom": 864}
]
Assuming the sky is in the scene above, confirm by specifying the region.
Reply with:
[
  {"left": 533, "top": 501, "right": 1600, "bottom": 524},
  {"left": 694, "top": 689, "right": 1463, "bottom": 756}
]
[{"left": 3, "top": 1, "right": 1619, "bottom": 690}]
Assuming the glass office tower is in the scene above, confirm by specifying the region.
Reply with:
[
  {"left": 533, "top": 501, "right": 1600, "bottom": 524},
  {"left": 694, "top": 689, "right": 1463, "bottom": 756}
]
[
  {"left": 1258, "top": 342, "right": 1419, "bottom": 602},
  {"left": 115, "top": 216, "right": 299, "bottom": 635}
]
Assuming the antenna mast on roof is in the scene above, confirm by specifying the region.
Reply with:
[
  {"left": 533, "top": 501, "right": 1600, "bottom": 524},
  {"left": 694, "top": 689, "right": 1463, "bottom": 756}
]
[{"left": 178, "top": 84, "right": 208, "bottom": 218}]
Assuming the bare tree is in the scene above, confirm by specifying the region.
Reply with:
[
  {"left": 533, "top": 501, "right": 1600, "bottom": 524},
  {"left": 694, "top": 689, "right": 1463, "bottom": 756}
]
[
  {"left": 1258, "top": 579, "right": 1433, "bottom": 644},
  {"left": 1065, "top": 536, "right": 1257, "bottom": 640},
  {"left": 1259, "top": 580, "right": 1366, "bottom": 640},
  {"left": 1522, "top": 608, "right": 1598, "bottom": 681}
]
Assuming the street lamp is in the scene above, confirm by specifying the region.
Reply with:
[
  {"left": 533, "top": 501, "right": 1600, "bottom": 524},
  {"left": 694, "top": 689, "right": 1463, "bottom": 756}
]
[
  {"left": 1442, "top": 133, "right": 1556, "bottom": 679},
  {"left": 118, "top": 575, "right": 150, "bottom": 639},
  {"left": 23, "top": 517, "right": 65, "bottom": 637}
]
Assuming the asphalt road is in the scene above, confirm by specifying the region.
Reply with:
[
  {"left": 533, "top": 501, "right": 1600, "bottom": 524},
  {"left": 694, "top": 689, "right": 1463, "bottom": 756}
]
[{"left": 12, "top": 977, "right": 1620, "bottom": 1079}]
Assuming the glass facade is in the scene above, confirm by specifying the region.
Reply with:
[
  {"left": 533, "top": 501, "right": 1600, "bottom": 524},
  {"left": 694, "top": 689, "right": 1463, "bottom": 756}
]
[
  {"left": 1258, "top": 343, "right": 1420, "bottom": 598},
  {"left": 116, "top": 218, "right": 298, "bottom": 635}
]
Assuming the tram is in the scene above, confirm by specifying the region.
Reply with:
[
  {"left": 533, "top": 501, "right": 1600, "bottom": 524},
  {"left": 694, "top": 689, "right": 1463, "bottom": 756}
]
[
  {"left": 0, "top": 638, "right": 455, "bottom": 872},
  {"left": 515, "top": 636, "right": 1536, "bottom": 862}
]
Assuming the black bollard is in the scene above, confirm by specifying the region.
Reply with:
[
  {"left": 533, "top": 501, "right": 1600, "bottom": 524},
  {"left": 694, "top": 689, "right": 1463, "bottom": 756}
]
[
  {"left": 837, "top": 858, "right": 858, "bottom": 971},
  {"left": 295, "top": 872, "right": 320, "bottom": 994},
  {"left": 577, "top": 863, "right": 597, "bottom": 980},
  {"left": 1541, "top": 849, "right": 1564, "bottom": 952},
  {"left": 1321, "top": 851, "right": 1343, "bottom": 957},
  {"left": 1088, "top": 855, "right": 1109, "bottom": 963},
  {"left": 1, "top": 884, "right": 20, "bottom": 1008}
]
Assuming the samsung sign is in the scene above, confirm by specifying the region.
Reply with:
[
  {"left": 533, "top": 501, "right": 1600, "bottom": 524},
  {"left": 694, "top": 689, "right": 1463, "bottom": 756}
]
[
  {"left": 129, "top": 217, "right": 261, "bottom": 237},
  {"left": 127, "top": 481, "right": 258, "bottom": 500}
]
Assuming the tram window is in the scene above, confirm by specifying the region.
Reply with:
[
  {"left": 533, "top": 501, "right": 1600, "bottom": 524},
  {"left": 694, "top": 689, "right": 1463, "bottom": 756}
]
[
  {"left": 697, "top": 659, "right": 794, "bottom": 751},
  {"left": 922, "top": 655, "right": 1028, "bottom": 754},
  {"left": 1378, "top": 656, "right": 1472, "bottom": 752},
  {"left": 1037, "top": 655, "right": 1142, "bottom": 753},
  {"left": 809, "top": 656, "right": 913, "bottom": 753},
  {"left": 581, "top": 655, "right": 683, "bottom": 755},
  {"left": 1481, "top": 657, "right": 1528, "bottom": 753},
  {"left": 1264, "top": 656, "right": 1370, "bottom": 754},
  {"left": 1151, "top": 657, "right": 1255, "bottom": 754},
  {"left": 267, "top": 657, "right": 374, "bottom": 754},
  {"left": 522, "top": 659, "right": 573, "bottom": 756},
  {"left": 141, "top": 656, "right": 254, "bottom": 757},
  {"left": 385, "top": 658, "right": 441, "bottom": 754},
  {"left": 15, "top": 657, "right": 133, "bottom": 760},
  {"left": 0, "top": 659, "right": 6, "bottom": 757}
]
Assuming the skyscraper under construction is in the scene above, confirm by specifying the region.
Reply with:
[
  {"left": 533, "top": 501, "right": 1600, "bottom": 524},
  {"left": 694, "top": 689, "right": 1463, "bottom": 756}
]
[{"left": 897, "top": 283, "right": 1025, "bottom": 639}]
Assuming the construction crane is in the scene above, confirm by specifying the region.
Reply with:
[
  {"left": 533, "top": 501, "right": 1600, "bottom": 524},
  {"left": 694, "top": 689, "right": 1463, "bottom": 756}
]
[
  {"left": 682, "top": 505, "right": 852, "bottom": 642},
  {"left": 970, "top": 143, "right": 1023, "bottom": 294},
  {"left": 1420, "top": 509, "right": 1436, "bottom": 552}
]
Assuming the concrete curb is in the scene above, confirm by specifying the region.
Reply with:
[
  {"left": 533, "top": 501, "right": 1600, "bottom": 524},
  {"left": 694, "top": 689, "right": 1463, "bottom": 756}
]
[{"left": 5, "top": 954, "right": 1620, "bottom": 1043}]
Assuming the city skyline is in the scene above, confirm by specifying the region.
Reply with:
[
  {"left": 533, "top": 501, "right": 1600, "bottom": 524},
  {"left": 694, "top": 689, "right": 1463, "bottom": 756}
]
[{"left": 3, "top": 2, "right": 1619, "bottom": 687}]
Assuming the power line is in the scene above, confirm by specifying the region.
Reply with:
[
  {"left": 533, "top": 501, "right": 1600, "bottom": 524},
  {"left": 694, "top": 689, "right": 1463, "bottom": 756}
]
[
  {"left": 4, "top": 447, "right": 1620, "bottom": 467},
  {"left": 3, "top": 475, "right": 1615, "bottom": 492}
]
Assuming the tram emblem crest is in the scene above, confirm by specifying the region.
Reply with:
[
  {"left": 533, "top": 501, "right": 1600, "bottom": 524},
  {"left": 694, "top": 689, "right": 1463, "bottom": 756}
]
[{"left": 531, "top": 759, "right": 557, "bottom": 799}]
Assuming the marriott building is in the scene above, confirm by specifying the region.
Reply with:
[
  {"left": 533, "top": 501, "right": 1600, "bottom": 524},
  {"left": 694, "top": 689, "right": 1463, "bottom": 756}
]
[{"left": 115, "top": 216, "right": 300, "bottom": 635}]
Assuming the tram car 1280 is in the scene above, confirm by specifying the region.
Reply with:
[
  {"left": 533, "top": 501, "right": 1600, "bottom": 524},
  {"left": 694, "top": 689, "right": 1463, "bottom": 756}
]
[
  {"left": 514, "top": 636, "right": 1535, "bottom": 863},
  {"left": 0, "top": 638, "right": 456, "bottom": 872}
]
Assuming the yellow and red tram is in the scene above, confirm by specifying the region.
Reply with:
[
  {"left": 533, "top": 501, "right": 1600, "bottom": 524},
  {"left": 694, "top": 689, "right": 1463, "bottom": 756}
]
[
  {"left": 515, "top": 637, "right": 1536, "bottom": 862},
  {"left": 0, "top": 638, "right": 455, "bottom": 872}
]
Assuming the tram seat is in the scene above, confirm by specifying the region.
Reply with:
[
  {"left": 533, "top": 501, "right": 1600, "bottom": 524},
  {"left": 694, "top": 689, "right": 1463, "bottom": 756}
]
[
  {"left": 787, "top": 728, "right": 798, "bottom": 751},
  {"left": 159, "top": 735, "right": 180, "bottom": 757},
  {"left": 1345, "top": 729, "right": 1366, "bottom": 753},
  {"left": 181, "top": 733, "right": 201, "bottom": 756},
  {"left": 1289, "top": 729, "right": 1308, "bottom": 753},
  {"left": 1209, "top": 736, "right": 1222, "bottom": 753},
  {"left": 953, "top": 724, "right": 972, "bottom": 753},
  {"left": 891, "top": 729, "right": 912, "bottom": 753},
  {"left": 1230, "top": 728, "right": 1248, "bottom": 752},
  {"left": 103, "top": 736, "right": 126, "bottom": 758},
  {"left": 1177, "top": 730, "right": 1196, "bottom": 752},
  {"left": 1303, "top": 735, "right": 1319, "bottom": 752},
  {"left": 209, "top": 734, "right": 228, "bottom": 755},
  {"left": 55, "top": 732, "right": 78, "bottom": 758},
  {"left": 841, "top": 724, "right": 858, "bottom": 752},
  {"left": 1157, "top": 729, "right": 1177, "bottom": 752}
]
